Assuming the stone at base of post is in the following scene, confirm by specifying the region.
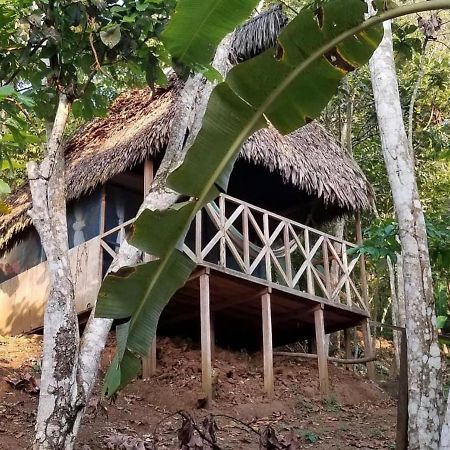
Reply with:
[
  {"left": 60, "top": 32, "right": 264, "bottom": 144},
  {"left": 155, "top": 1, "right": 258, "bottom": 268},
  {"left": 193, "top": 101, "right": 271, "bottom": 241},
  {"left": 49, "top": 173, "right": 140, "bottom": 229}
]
[
  {"left": 314, "top": 305, "right": 330, "bottom": 396},
  {"left": 361, "top": 319, "right": 376, "bottom": 380},
  {"left": 142, "top": 338, "right": 157, "bottom": 378}
]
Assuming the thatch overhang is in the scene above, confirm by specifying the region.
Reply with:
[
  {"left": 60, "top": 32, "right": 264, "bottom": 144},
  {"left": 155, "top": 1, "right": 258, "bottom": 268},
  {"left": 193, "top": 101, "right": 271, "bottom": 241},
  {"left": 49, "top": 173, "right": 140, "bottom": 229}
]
[{"left": 0, "top": 80, "right": 374, "bottom": 250}]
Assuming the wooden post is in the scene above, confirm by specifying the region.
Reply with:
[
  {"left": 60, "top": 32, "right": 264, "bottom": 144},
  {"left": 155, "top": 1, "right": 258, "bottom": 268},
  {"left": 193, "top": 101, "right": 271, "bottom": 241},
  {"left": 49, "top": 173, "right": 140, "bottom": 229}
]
[
  {"left": 263, "top": 214, "right": 272, "bottom": 283},
  {"left": 261, "top": 290, "right": 274, "bottom": 398},
  {"left": 210, "top": 312, "right": 215, "bottom": 363},
  {"left": 355, "top": 212, "right": 370, "bottom": 310},
  {"left": 142, "top": 338, "right": 157, "bottom": 378},
  {"left": 314, "top": 305, "right": 329, "bottom": 396},
  {"left": 361, "top": 319, "right": 376, "bottom": 380},
  {"left": 200, "top": 271, "right": 213, "bottom": 405},
  {"left": 219, "top": 196, "right": 226, "bottom": 266},
  {"left": 305, "top": 229, "right": 315, "bottom": 295},
  {"left": 242, "top": 206, "right": 250, "bottom": 272},
  {"left": 283, "top": 222, "right": 293, "bottom": 287},
  {"left": 396, "top": 328, "right": 408, "bottom": 450},
  {"left": 142, "top": 158, "right": 156, "bottom": 376},
  {"left": 98, "top": 187, "right": 107, "bottom": 279},
  {"left": 344, "top": 328, "right": 352, "bottom": 371},
  {"left": 356, "top": 213, "right": 376, "bottom": 379},
  {"left": 322, "top": 238, "right": 331, "bottom": 300},
  {"left": 195, "top": 210, "right": 202, "bottom": 259},
  {"left": 143, "top": 159, "right": 154, "bottom": 195}
]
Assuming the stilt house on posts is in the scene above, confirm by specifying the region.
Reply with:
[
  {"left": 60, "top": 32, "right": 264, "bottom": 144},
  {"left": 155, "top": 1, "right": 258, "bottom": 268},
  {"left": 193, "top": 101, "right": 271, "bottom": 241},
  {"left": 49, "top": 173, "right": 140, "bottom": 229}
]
[{"left": 0, "top": 6, "right": 376, "bottom": 399}]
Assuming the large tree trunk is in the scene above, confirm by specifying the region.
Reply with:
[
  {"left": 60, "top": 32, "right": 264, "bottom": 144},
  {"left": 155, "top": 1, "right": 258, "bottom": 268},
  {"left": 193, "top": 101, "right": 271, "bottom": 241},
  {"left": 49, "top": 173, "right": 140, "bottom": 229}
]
[
  {"left": 28, "top": 93, "right": 81, "bottom": 449},
  {"left": 369, "top": 21, "right": 443, "bottom": 449}
]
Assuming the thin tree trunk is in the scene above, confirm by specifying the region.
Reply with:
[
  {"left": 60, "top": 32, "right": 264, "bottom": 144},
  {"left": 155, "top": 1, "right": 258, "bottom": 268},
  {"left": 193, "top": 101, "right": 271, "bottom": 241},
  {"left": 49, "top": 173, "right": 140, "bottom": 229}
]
[
  {"left": 407, "top": 40, "right": 428, "bottom": 160},
  {"left": 396, "top": 251, "right": 406, "bottom": 328},
  {"left": 28, "top": 93, "right": 80, "bottom": 450},
  {"left": 328, "top": 83, "right": 353, "bottom": 356},
  {"left": 387, "top": 256, "right": 400, "bottom": 373},
  {"left": 369, "top": 20, "right": 443, "bottom": 449}
]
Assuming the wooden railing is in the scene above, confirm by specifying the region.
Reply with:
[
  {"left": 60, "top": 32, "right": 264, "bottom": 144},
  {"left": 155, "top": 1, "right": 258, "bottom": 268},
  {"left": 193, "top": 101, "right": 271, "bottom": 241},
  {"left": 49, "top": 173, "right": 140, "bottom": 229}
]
[
  {"left": 96, "top": 194, "right": 368, "bottom": 313},
  {"left": 99, "top": 219, "right": 135, "bottom": 259},
  {"left": 183, "top": 194, "right": 368, "bottom": 312}
]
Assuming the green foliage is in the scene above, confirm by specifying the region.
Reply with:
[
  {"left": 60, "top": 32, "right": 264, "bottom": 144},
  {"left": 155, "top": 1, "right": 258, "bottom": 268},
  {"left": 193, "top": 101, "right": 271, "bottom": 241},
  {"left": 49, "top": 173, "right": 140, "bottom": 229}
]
[
  {"left": 302, "top": 430, "right": 319, "bottom": 443},
  {"left": 0, "top": 83, "right": 40, "bottom": 198},
  {"left": 349, "top": 219, "right": 400, "bottom": 262},
  {"left": 97, "top": 0, "right": 384, "bottom": 397},
  {"left": 392, "top": 21, "right": 421, "bottom": 62},
  {"left": 353, "top": 215, "right": 450, "bottom": 330},
  {"left": 0, "top": 0, "right": 176, "bottom": 185},
  {"left": 323, "top": 393, "right": 340, "bottom": 412},
  {"left": 162, "top": 0, "right": 259, "bottom": 77}
]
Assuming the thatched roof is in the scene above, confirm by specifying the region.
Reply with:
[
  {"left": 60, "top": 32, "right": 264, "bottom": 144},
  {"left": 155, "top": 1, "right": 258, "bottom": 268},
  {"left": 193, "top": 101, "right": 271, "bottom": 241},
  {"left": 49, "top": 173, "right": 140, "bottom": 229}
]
[{"left": 0, "top": 81, "right": 373, "bottom": 250}]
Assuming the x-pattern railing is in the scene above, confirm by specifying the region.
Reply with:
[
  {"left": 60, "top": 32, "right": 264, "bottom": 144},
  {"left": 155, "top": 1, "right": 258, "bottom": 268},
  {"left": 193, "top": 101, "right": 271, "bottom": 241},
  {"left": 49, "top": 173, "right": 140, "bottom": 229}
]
[
  {"left": 95, "top": 195, "right": 367, "bottom": 313},
  {"left": 183, "top": 194, "right": 368, "bottom": 312}
]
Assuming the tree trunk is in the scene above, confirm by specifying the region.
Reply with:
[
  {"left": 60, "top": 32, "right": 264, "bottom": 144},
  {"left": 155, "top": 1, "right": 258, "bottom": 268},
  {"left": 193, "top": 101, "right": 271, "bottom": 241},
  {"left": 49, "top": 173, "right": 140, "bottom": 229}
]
[
  {"left": 387, "top": 256, "right": 401, "bottom": 372},
  {"left": 369, "top": 20, "right": 443, "bottom": 449},
  {"left": 28, "top": 93, "right": 82, "bottom": 450}
]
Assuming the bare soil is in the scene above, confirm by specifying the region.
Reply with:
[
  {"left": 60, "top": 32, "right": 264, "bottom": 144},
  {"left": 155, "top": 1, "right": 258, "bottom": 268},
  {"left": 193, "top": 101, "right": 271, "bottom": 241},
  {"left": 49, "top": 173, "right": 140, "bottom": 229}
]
[{"left": 0, "top": 334, "right": 397, "bottom": 449}]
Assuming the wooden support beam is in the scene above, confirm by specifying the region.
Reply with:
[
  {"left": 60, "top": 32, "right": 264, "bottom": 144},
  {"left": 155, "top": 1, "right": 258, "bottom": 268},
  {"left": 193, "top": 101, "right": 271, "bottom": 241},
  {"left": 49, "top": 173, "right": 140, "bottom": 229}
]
[
  {"left": 143, "top": 159, "right": 154, "bottom": 195},
  {"left": 274, "top": 351, "right": 377, "bottom": 365},
  {"left": 396, "top": 328, "right": 408, "bottom": 450},
  {"left": 200, "top": 272, "right": 213, "bottom": 405},
  {"left": 361, "top": 319, "right": 376, "bottom": 380},
  {"left": 344, "top": 328, "right": 352, "bottom": 371},
  {"left": 261, "top": 290, "right": 274, "bottom": 398},
  {"left": 141, "top": 158, "right": 156, "bottom": 377},
  {"left": 210, "top": 312, "right": 215, "bottom": 362},
  {"left": 314, "top": 305, "right": 329, "bottom": 396},
  {"left": 355, "top": 212, "right": 370, "bottom": 310},
  {"left": 142, "top": 338, "right": 157, "bottom": 378}
]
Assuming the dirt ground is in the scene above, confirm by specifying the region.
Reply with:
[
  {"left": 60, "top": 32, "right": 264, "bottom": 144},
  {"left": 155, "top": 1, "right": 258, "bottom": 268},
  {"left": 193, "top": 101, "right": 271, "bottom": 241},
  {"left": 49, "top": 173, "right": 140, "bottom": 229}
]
[{"left": 0, "top": 334, "right": 397, "bottom": 449}]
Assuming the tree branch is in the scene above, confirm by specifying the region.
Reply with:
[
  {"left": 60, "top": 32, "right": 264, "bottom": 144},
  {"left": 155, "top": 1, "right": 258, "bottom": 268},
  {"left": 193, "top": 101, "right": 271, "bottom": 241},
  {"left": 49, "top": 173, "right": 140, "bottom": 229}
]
[{"left": 407, "top": 39, "right": 429, "bottom": 160}]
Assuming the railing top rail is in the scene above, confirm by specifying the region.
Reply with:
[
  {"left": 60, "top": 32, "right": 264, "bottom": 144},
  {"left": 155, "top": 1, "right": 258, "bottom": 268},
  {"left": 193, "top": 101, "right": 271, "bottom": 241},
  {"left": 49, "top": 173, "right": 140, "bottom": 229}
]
[
  {"left": 100, "top": 218, "right": 135, "bottom": 239},
  {"left": 216, "top": 193, "right": 358, "bottom": 248}
]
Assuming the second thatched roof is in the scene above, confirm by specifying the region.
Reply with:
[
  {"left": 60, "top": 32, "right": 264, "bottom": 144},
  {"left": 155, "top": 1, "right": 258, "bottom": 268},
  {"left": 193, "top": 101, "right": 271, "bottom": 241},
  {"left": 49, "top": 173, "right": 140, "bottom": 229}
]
[{"left": 0, "top": 81, "right": 373, "bottom": 250}]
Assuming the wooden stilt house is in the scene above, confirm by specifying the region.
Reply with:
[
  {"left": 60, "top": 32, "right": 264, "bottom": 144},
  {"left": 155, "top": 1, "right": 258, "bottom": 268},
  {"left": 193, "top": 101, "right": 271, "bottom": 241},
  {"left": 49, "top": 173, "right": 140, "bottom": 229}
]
[{"left": 0, "top": 80, "right": 375, "bottom": 397}]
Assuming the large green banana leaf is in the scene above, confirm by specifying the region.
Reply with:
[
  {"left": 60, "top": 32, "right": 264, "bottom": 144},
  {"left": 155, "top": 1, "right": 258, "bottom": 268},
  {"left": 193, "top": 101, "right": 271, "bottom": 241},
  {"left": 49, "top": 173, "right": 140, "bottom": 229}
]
[
  {"left": 96, "top": 0, "right": 449, "bottom": 396},
  {"left": 168, "top": 0, "right": 383, "bottom": 199},
  {"left": 161, "top": 0, "right": 260, "bottom": 69}
]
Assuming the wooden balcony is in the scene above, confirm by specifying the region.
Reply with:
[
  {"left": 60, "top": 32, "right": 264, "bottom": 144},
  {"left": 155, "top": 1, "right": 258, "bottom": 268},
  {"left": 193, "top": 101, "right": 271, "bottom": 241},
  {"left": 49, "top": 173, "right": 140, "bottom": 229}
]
[{"left": 181, "top": 194, "right": 369, "bottom": 316}]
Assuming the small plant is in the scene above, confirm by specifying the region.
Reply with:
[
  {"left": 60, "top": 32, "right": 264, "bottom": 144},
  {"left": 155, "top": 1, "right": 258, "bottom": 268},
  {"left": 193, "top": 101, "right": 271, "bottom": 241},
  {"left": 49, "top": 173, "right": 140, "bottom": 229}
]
[
  {"left": 323, "top": 392, "right": 340, "bottom": 412},
  {"left": 302, "top": 430, "right": 319, "bottom": 444},
  {"left": 31, "top": 359, "right": 42, "bottom": 374},
  {"left": 369, "top": 428, "right": 383, "bottom": 439}
]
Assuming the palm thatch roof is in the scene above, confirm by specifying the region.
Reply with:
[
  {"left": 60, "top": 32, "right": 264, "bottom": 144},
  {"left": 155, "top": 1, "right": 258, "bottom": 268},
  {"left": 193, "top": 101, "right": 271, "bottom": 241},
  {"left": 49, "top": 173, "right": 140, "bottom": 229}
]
[{"left": 0, "top": 80, "right": 373, "bottom": 250}]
